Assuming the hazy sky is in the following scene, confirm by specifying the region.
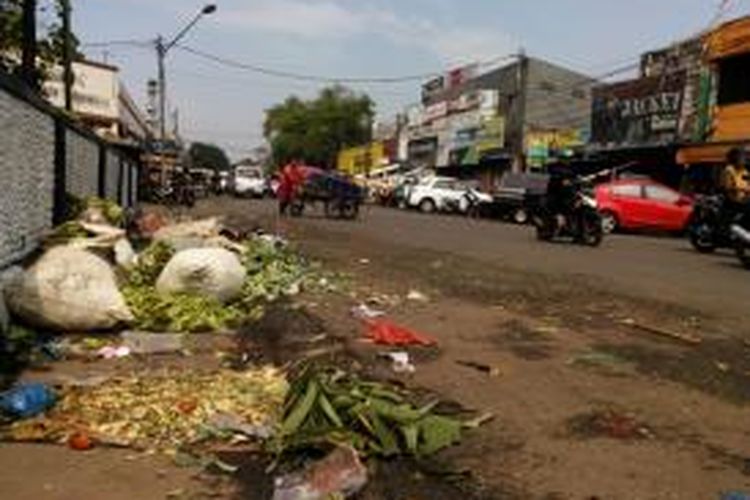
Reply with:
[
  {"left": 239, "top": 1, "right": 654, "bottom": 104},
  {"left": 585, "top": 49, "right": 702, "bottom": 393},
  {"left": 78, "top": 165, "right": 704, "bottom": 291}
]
[{"left": 73, "top": 0, "right": 750, "bottom": 159}]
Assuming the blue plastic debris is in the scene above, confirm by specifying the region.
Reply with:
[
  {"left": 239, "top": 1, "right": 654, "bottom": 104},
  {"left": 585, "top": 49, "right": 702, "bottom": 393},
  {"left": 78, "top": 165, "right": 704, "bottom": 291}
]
[{"left": 0, "top": 383, "right": 56, "bottom": 418}]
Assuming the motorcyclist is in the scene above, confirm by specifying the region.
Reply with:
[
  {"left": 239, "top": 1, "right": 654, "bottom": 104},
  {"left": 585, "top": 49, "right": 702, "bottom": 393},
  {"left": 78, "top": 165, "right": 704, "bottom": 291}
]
[
  {"left": 721, "top": 147, "right": 750, "bottom": 209},
  {"left": 546, "top": 167, "right": 579, "bottom": 231}
]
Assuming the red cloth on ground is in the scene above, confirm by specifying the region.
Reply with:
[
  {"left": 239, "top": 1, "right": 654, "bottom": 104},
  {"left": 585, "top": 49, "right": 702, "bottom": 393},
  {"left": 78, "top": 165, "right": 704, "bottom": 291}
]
[{"left": 364, "top": 319, "right": 437, "bottom": 346}]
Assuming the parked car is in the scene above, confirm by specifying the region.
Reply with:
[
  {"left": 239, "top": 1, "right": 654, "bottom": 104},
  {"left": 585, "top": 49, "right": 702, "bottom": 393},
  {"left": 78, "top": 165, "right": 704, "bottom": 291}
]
[
  {"left": 595, "top": 179, "right": 693, "bottom": 233},
  {"left": 233, "top": 166, "right": 268, "bottom": 198},
  {"left": 407, "top": 176, "right": 492, "bottom": 214}
]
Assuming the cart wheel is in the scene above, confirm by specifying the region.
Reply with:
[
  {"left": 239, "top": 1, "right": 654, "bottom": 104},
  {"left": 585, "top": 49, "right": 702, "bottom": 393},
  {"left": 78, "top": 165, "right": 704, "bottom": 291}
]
[
  {"left": 340, "top": 200, "right": 359, "bottom": 219},
  {"left": 290, "top": 200, "right": 304, "bottom": 217},
  {"left": 324, "top": 200, "right": 339, "bottom": 218}
]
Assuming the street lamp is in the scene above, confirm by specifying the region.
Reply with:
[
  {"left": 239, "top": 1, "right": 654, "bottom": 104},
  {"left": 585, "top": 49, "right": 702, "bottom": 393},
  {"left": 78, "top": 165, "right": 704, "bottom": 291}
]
[{"left": 156, "top": 4, "right": 216, "bottom": 142}]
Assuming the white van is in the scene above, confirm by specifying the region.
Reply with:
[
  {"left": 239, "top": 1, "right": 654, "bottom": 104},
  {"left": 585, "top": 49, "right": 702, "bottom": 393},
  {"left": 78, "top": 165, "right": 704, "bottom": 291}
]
[{"left": 233, "top": 166, "right": 268, "bottom": 198}]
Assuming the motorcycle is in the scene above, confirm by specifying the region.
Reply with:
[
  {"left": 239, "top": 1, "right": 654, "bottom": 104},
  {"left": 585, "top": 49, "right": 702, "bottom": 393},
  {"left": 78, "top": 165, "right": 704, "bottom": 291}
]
[
  {"left": 531, "top": 179, "right": 604, "bottom": 247},
  {"left": 688, "top": 194, "right": 735, "bottom": 253},
  {"left": 148, "top": 181, "right": 196, "bottom": 208},
  {"left": 731, "top": 210, "right": 750, "bottom": 269}
]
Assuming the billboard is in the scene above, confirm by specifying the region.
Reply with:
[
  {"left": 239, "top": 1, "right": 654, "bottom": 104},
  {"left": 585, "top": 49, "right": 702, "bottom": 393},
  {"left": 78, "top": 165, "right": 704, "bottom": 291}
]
[{"left": 591, "top": 73, "right": 685, "bottom": 145}]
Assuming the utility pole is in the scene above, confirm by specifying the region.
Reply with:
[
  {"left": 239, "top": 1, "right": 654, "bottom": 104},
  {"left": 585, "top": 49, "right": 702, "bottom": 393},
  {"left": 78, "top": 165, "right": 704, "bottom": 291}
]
[
  {"left": 20, "top": 0, "right": 37, "bottom": 88},
  {"left": 156, "top": 36, "right": 167, "bottom": 142},
  {"left": 61, "top": 0, "right": 73, "bottom": 112}
]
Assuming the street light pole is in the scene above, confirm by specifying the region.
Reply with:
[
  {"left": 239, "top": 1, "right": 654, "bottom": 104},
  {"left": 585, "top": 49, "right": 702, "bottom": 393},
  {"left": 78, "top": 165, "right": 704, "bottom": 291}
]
[
  {"left": 155, "top": 4, "right": 216, "bottom": 144},
  {"left": 61, "top": 0, "right": 73, "bottom": 112}
]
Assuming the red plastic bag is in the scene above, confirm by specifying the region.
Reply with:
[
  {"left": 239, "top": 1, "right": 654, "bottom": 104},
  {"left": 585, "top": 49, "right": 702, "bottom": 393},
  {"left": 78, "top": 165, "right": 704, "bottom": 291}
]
[{"left": 364, "top": 319, "right": 436, "bottom": 346}]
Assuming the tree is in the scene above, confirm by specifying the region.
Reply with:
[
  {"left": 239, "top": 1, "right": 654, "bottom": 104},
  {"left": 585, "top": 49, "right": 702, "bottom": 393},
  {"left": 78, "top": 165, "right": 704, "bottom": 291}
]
[
  {"left": 264, "top": 86, "right": 374, "bottom": 169},
  {"left": 0, "top": 0, "right": 81, "bottom": 82},
  {"left": 187, "top": 142, "right": 231, "bottom": 172}
]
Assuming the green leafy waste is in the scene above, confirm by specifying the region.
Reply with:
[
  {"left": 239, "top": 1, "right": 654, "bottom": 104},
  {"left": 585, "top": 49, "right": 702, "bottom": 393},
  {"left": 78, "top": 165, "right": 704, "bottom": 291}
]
[{"left": 271, "top": 366, "right": 477, "bottom": 458}]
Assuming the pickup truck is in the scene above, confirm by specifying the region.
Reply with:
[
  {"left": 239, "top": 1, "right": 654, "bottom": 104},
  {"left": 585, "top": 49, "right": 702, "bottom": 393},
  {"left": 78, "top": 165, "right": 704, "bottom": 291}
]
[{"left": 491, "top": 172, "right": 549, "bottom": 224}]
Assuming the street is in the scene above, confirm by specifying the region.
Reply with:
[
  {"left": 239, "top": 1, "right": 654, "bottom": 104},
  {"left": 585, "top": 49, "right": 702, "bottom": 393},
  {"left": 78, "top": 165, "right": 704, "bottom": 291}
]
[{"left": 210, "top": 198, "right": 750, "bottom": 326}]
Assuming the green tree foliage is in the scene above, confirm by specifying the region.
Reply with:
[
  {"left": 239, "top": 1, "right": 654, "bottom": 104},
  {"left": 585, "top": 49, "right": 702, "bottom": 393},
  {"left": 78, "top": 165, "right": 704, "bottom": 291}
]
[
  {"left": 188, "top": 142, "right": 231, "bottom": 172},
  {"left": 264, "top": 86, "right": 374, "bottom": 169},
  {"left": 0, "top": 0, "right": 81, "bottom": 83}
]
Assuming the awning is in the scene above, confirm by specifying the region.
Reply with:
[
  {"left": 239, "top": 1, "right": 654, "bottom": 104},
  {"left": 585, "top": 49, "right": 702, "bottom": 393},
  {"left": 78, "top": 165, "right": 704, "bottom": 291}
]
[
  {"left": 707, "top": 16, "right": 750, "bottom": 61},
  {"left": 676, "top": 142, "right": 750, "bottom": 165}
]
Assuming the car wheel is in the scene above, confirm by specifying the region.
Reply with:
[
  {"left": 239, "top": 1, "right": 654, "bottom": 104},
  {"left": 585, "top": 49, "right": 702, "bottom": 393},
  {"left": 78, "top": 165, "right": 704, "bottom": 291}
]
[
  {"left": 600, "top": 211, "right": 618, "bottom": 234},
  {"left": 512, "top": 208, "right": 528, "bottom": 225},
  {"left": 419, "top": 198, "right": 436, "bottom": 214}
]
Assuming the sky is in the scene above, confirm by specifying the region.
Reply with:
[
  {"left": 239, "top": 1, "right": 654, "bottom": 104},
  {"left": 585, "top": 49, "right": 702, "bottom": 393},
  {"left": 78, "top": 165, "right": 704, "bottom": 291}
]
[{"left": 72, "top": 0, "right": 750, "bottom": 160}]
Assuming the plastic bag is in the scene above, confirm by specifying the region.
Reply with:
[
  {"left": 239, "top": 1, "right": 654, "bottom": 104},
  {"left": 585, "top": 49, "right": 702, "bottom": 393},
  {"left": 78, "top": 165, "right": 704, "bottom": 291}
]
[
  {"left": 0, "top": 383, "right": 56, "bottom": 418},
  {"left": 156, "top": 248, "right": 246, "bottom": 303},
  {"left": 4, "top": 247, "right": 134, "bottom": 331},
  {"left": 273, "top": 446, "right": 367, "bottom": 500}
]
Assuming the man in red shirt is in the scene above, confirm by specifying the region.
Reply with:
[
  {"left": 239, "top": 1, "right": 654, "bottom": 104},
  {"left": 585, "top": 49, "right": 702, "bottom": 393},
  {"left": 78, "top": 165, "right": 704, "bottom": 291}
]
[{"left": 277, "top": 160, "right": 304, "bottom": 215}]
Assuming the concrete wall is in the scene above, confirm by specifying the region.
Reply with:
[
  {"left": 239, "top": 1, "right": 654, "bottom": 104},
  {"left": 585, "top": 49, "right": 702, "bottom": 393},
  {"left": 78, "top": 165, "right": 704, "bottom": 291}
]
[
  {"left": 0, "top": 89, "right": 55, "bottom": 268},
  {"left": 0, "top": 72, "right": 140, "bottom": 268},
  {"left": 65, "top": 129, "right": 100, "bottom": 198},
  {"left": 524, "top": 58, "right": 594, "bottom": 138}
]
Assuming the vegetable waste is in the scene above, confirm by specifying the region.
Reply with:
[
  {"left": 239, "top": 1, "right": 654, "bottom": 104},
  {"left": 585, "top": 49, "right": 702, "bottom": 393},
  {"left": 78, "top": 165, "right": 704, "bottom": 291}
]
[
  {"left": 121, "top": 237, "right": 316, "bottom": 333},
  {"left": 272, "top": 366, "right": 478, "bottom": 458},
  {"left": 6, "top": 368, "right": 288, "bottom": 451}
]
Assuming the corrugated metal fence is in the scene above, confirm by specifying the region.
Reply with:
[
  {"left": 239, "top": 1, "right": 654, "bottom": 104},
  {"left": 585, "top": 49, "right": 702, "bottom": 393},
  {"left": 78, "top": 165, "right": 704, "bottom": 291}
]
[{"left": 0, "top": 71, "right": 140, "bottom": 268}]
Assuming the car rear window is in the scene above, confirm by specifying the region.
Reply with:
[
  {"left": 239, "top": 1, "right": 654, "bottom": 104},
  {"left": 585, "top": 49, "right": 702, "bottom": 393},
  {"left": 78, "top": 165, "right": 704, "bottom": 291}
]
[
  {"left": 644, "top": 185, "right": 680, "bottom": 204},
  {"left": 610, "top": 184, "right": 642, "bottom": 198}
]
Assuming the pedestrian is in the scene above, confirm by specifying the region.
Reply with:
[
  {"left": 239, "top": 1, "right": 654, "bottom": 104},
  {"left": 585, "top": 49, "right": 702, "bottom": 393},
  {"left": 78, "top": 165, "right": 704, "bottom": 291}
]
[{"left": 277, "top": 159, "right": 304, "bottom": 215}]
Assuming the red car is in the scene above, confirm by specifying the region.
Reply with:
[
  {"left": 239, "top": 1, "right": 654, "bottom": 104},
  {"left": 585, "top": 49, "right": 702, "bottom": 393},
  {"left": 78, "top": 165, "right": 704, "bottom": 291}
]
[{"left": 595, "top": 179, "right": 693, "bottom": 234}]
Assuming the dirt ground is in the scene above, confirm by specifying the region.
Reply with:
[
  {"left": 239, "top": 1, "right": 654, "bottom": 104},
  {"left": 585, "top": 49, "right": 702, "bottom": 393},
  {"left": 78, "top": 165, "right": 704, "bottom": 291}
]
[{"left": 2, "top": 197, "right": 749, "bottom": 499}]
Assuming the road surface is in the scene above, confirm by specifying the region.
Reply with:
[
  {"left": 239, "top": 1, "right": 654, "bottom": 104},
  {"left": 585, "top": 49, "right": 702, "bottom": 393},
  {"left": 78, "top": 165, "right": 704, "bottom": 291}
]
[{"left": 205, "top": 198, "right": 750, "bottom": 324}]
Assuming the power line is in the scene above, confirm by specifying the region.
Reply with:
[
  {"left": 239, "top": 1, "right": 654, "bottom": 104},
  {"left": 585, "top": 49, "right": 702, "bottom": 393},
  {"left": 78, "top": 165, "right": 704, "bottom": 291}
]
[
  {"left": 174, "top": 44, "right": 442, "bottom": 83},
  {"left": 80, "top": 39, "right": 154, "bottom": 49}
]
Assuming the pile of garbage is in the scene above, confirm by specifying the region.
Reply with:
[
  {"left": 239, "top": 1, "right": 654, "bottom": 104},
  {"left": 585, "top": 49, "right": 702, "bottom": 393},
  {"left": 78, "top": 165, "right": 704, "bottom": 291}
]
[
  {"left": 1, "top": 197, "right": 317, "bottom": 335},
  {"left": 5, "top": 368, "right": 288, "bottom": 451}
]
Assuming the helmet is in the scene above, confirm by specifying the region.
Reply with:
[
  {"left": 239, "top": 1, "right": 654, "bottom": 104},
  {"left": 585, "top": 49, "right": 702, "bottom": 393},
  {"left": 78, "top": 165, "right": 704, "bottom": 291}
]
[{"left": 726, "top": 147, "right": 746, "bottom": 166}]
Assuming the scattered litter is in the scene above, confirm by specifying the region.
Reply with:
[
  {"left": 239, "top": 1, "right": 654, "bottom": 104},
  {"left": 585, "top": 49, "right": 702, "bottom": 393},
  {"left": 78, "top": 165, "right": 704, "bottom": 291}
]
[
  {"left": 156, "top": 248, "right": 247, "bottom": 303},
  {"left": 208, "top": 412, "right": 274, "bottom": 439},
  {"left": 0, "top": 383, "right": 56, "bottom": 419},
  {"left": 97, "top": 345, "right": 132, "bottom": 359},
  {"left": 364, "top": 319, "right": 437, "bottom": 347},
  {"left": 5, "top": 246, "right": 133, "bottom": 332},
  {"left": 455, "top": 360, "right": 501, "bottom": 377},
  {"left": 120, "top": 331, "right": 184, "bottom": 355},
  {"left": 406, "top": 290, "right": 429, "bottom": 303},
  {"left": 132, "top": 210, "right": 168, "bottom": 237},
  {"left": 273, "top": 445, "right": 368, "bottom": 500},
  {"left": 68, "top": 431, "right": 94, "bottom": 451},
  {"left": 621, "top": 318, "right": 702, "bottom": 346},
  {"left": 381, "top": 352, "right": 416, "bottom": 374},
  {"left": 568, "top": 409, "right": 653, "bottom": 440},
  {"left": 114, "top": 238, "right": 136, "bottom": 268},
  {"left": 6, "top": 368, "right": 287, "bottom": 451},
  {"left": 351, "top": 304, "right": 385, "bottom": 320},
  {"left": 153, "top": 218, "right": 223, "bottom": 246},
  {"left": 567, "top": 351, "right": 633, "bottom": 375},
  {"left": 716, "top": 361, "right": 731, "bottom": 373},
  {"left": 359, "top": 258, "right": 370, "bottom": 265}
]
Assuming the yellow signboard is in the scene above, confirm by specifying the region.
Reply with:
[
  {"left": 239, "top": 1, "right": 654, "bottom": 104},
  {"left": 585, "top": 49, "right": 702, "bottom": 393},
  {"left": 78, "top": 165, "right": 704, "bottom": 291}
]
[{"left": 337, "top": 142, "right": 387, "bottom": 176}]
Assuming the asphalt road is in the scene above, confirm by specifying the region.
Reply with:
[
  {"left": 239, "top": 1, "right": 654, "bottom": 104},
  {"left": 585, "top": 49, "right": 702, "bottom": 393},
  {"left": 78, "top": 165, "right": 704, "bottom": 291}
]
[{"left": 220, "top": 199, "right": 750, "bottom": 323}]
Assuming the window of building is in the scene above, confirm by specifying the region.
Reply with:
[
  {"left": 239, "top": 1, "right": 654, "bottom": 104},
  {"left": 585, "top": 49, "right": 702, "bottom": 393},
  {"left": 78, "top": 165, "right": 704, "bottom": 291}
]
[
  {"left": 610, "top": 184, "right": 642, "bottom": 198},
  {"left": 717, "top": 53, "right": 750, "bottom": 105}
]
